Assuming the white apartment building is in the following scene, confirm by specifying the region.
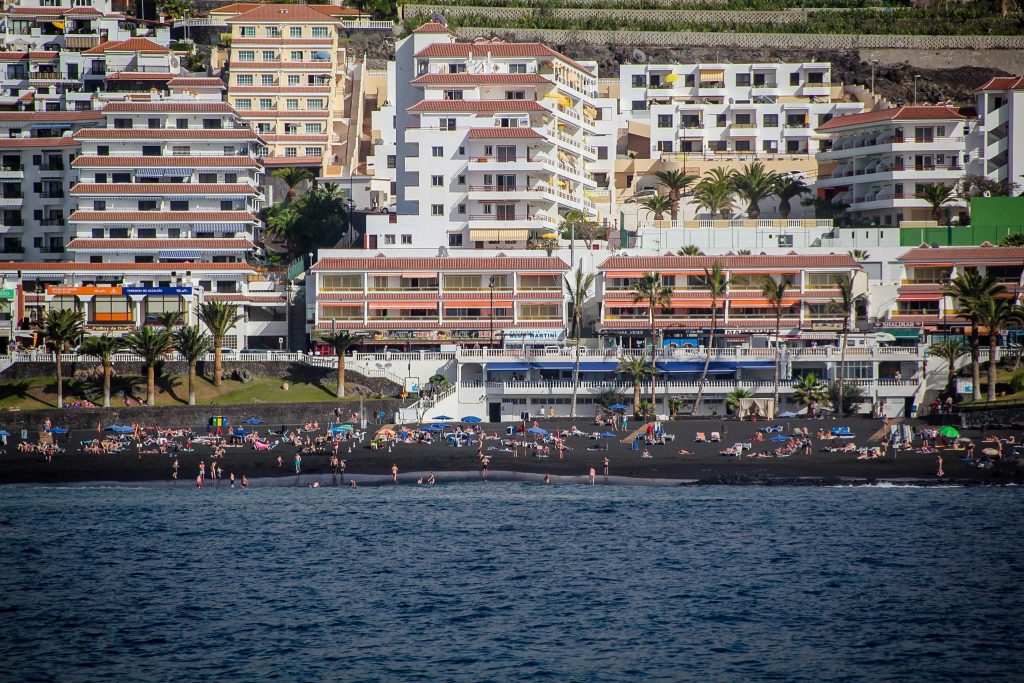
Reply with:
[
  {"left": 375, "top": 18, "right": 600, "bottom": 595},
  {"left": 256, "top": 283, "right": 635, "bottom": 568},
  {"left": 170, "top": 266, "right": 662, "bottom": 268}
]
[
  {"left": 363, "top": 23, "right": 602, "bottom": 250},
  {"left": 0, "top": 109, "right": 103, "bottom": 260},
  {"left": 967, "top": 76, "right": 1024, "bottom": 187},
  {"left": 815, "top": 105, "right": 972, "bottom": 226},
  {"left": 619, "top": 62, "right": 863, "bottom": 159}
]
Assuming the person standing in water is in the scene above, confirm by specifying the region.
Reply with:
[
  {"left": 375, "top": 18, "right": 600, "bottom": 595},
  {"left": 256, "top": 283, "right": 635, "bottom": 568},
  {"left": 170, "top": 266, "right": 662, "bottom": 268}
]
[
  {"left": 391, "top": 463, "right": 399, "bottom": 483},
  {"left": 172, "top": 458, "right": 179, "bottom": 480},
  {"left": 241, "top": 474, "right": 248, "bottom": 488},
  {"left": 229, "top": 472, "right": 235, "bottom": 488},
  {"left": 588, "top": 467, "right": 596, "bottom": 485},
  {"left": 294, "top": 453, "right": 302, "bottom": 475},
  {"left": 603, "top": 456, "right": 609, "bottom": 481},
  {"left": 936, "top": 454, "right": 944, "bottom": 478},
  {"left": 543, "top": 474, "right": 550, "bottom": 485}
]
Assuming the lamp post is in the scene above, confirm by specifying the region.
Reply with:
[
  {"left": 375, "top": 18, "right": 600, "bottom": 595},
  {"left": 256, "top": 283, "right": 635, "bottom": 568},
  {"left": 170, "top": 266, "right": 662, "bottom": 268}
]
[
  {"left": 870, "top": 59, "right": 879, "bottom": 94},
  {"left": 913, "top": 75, "right": 921, "bottom": 106}
]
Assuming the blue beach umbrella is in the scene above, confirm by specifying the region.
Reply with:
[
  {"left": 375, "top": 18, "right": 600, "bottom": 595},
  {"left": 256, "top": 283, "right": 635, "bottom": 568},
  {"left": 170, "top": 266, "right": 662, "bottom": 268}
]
[
  {"left": 49, "top": 427, "right": 68, "bottom": 434},
  {"left": 770, "top": 435, "right": 790, "bottom": 442},
  {"left": 609, "top": 404, "right": 629, "bottom": 411},
  {"left": 336, "top": 424, "right": 354, "bottom": 432},
  {"left": 105, "top": 425, "right": 133, "bottom": 434},
  {"left": 234, "top": 428, "right": 249, "bottom": 437},
  {"left": 462, "top": 416, "right": 482, "bottom": 423},
  {"left": 244, "top": 417, "right": 263, "bottom": 425},
  {"left": 433, "top": 415, "right": 453, "bottom": 420},
  {"left": 0, "top": 430, "right": 9, "bottom": 437},
  {"left": 527, "top": 427, "right": 548, "bottom": 436},
  {"left": 600, "top": 432, "right": 618, "bottom": 438}
]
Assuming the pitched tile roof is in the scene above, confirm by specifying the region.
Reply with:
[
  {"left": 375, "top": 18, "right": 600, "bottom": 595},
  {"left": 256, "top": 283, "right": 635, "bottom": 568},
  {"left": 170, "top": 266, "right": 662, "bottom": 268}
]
[
  {"left": 262, "top": 155, "right": 322, "bottom": 166},
  {"left": 817, "top": 105, "right": 968, "bottom": 131},
  {"left": 74, "top": 128, "right": 257, "bottom": 140},
  {"left": 70, "top": 183, "right": 260, "bottom": 195},
  {"left": 66, "top": 238, "right": 255, "bottom": 250},
  {"left": 312, "top": 255, "right": 569, "bottom": 272},
  {"left": 407, "top": 99, "right": 547, "bottom": 113},
  {"left": 898, "top": 246, "right": 1024, "bottom": 263},
  {"left": 414, "top": 42, "right": 592, "bottom": 75},
  {"left": 0, "top": 51, "right": 58, "bottom": 60},
  {"left": 412, "top": 21, "right": 457, "bottom": 35},
  {"left": 167, "top": 77, "right": 226, "bottom": 88},
  {"left": 83, "top": 38, "right": 170, "bottom": 55},
  {"left": 229, "top": 3, "right": 343, "bottom": 24},
  {"left": 975, "top": 76, "right": 1024, "bottom": 92},
  {"left": 0, "top": 262, "right": 254, "bottom": 272},
  {"left": 466, "top": 127, "right": 544, "bottom": 139},
  {"left": 104, "top": 72, "right": 175, "bottom": 80},
  {"left": 99, "top": 101, "right": 235, "bottom": 113},
  {"left": 410, "top": 73, "right": 550, "bottom": 86},
  {"left": 69, "top": 210, "right": 258, "bottom": 223},
  {"left": 599, "top": 255, "right": 859, "bottom": 269},
  {"left": 71, "top": 156, "right": 260, "bottom": 168},
  {"left": 0, "top": 111, "right": 102, "bottom": 123},
  {"left": 0, "top": 137, "right": 78, "bottom": 149}
]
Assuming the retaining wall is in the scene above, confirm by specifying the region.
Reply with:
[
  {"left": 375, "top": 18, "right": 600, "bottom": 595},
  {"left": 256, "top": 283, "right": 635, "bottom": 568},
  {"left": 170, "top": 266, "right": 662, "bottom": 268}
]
[{"left": 406, "top": 4, "right": 816, "bottom": 25}]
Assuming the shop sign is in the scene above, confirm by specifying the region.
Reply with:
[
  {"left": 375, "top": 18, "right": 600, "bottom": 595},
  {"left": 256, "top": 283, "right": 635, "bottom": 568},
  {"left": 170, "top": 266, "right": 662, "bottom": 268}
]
[
  {"left": 47, "top": 285, "right": 123, "bottom": 296},
  {"left": 123, "top": 286, "right": 193, "bottom": 296},
  {"left": 504, "top": 330, "right": 566, "bottom": 342},
  {"left": 810, "top": 322, "right": 844, "bottom": 331},
  {"left": 364, "top": 329, "right": 494, "bottom": 342},
  {"left": 0, "top": 288, "right": 14, "bottom": 299},
  {"left": 875, "top": 321, "right": 923, "bottom": 329},
  {"left": 84, "top": 324, "right": 136, "bottom": 333}
]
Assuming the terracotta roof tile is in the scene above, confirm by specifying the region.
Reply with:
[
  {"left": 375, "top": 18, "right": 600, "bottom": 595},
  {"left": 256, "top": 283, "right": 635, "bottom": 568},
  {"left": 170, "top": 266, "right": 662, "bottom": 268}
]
[
  {"left": 168, "top": 77, "right": 225, "bottom": 87},
  {"left": 817, "top": 105, "right": 968, "bottom": 131},
  {"left": 71, "top": 156, "right": 260, "bottom": 168},
  {"left": 898, "top": 246, "right": 1024, "bottom": 263},
  {"left": 598, "top": 255, "right": 859, "bottom": 269},
  {"left": 229, "top": 3, "right": 343, "bottom": 24},
  {"left": 66, "top": 238, "right": 254, "bottom": 250},
  {"left": 0, "top": 137, "right": 78, "bottom": 149},
  {"left": 975, "top": 76, "right": 1024, "bottom": 92},
  {"left": 262, "top": 155, "right": 321, "bottom": 166},
  {"left": 0, "top": 262, "right": 254, "bottom": 272},
  {"left": 69, "top": 210, "right": 258, "bottom": 222},
  {"left": 71, "top": 183, "right": 260, "bottom": 195},
  {"left": 312, "top": 255, "right": 569, "bottom": 272},
  {"left": 407, "top": 99, "right": 546, "bottom": 113},
  {"left": 74, "top": 128, "right": 257, "bottom": 140},
  {"left": 466, "top": 127, "right": 544, "bottom": 139},
  {"left": 103, "top": 72, "right": 175, "bottom": 81},
  {"left": 0, "top": 111, "right": 102, "bottom": 123},
  {"left": 414, "top": 42, "right": 593, "bottom": 75},
  {"left": 100, "top": 101, "right": 235, "bottom": 113},
  {"left": 411, "top": 73, "right": 550, "bottom": 86},
  {"left": 83, "top": 38, "right": 170, "bottom": 55},
  {"left": 0, "top": 51, "right": 58, "bottom": 60}
]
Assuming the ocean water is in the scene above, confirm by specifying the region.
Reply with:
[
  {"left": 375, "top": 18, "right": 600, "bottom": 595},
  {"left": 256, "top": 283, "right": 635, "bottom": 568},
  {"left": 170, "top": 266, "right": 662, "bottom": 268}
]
[{"left": 0, "top": 484, "right": 1021, "bottom": 682}]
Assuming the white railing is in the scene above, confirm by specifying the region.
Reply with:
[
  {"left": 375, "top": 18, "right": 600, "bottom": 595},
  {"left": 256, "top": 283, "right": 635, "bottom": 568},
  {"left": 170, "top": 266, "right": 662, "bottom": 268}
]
[
  {"left": 461, "top": 379, "right": 920, "bottom": 394},
  {"left": 340, "top": 19, "right": 394, "bottom": 30}
]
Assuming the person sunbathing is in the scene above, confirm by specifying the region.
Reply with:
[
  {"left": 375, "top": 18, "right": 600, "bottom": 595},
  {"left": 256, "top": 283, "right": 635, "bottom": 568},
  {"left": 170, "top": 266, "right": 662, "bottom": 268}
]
[{"left": 677, "top": 448, "right": 693, "bottom": 456}]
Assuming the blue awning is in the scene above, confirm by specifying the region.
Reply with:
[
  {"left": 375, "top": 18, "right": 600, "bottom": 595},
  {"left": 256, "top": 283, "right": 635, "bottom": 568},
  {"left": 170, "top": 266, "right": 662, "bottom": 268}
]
[
  {"left": 531, "top": 361, "right": 575, "bottom": 371},
  {"left": 485, "top": 362, "right": 530, "bottom": 372},
  {"left": 160, "top": 250, "right": 202, "bottom": 260}
]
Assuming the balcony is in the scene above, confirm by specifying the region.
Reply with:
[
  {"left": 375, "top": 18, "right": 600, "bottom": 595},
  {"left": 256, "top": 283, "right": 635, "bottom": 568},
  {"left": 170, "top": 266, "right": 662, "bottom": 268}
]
[
  {"left": 0, "top": 167, "right": 24, "bottom": 179},
  {"left": 65, "top": 35, "right": 101, "bottom": 49}
]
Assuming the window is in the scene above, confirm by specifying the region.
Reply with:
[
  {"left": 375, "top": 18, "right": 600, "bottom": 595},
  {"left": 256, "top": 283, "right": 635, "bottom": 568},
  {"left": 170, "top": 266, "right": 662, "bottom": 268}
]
[
  {"left": 457, "top": 174, "right": 465, "bottom": 185},
  {"left": 261, "top": 74, "right": 275, "bottom": 87},
  {"left": 147, "top": 118, "right": 160, "bottom": 129},
  {"left": 304, "top": 147, "right": 322, "bottom": 157},
  {"left": 808, "top": 71, "right": 825, "bottom": 85},
  {"left": 777, "top": 234, "right": 794, "bottom": 247},
  {"left": 93, "top": 200, "right": 105, "bottom": 210},
  {"left": 597, "top": 146, "right": 609, "bottom": 160},
  {"left": 235, "top": 98, "right": 251, "bottom": 110},
  {"left": 259, "top": 98, "right": 273, "bottom": 110},
  {"left": 716, "top": 114, "right": 727, "bottom": 127},
  {"left": 97, "top": 145, "right": 109, "bottom": 156},
  {"left": 386, "top": 155, "right": 396, "bottom": 169},
  {"left": 657, "top": 114, "right": 673, "bottom": 128},
  {"left": 443, "top": 89, "right": 463, "bottom": 101},
  {"left": 92, "top": 295, "right": 132, "bottom": 322},
  {"left": 736, "top": 73, "right": 750, "bottom": 87},
  {"left": 448, "top": 62, "right": 466, "bottom": 73},
  {"left": 509, "top": 64, "right": 526, "bottom": 73},
  {"left": 290, "top": 51, "right": 302, "bottom": 61},
  {"left": 237, "top": 50, "right": 254, "bottom": 62},
  {"left": 145, "top": 295, "right": 183, "bottom": 322},
  {"left": 220, "top": 200, "right": 235, "bottom": 211},
  {"left": 631, "top": 74, "right": 646, "bottom": 87},
  {"left": 286, "top": 99, "right": 299, "bottom": 111},
  {"left": 312, "top": 26, "right": 328, "bottom": 38},
  {"left": 257, "top": 123, "right": 272, "bottom": 133},
  {"left": 631, "top": 100, "right": 647, "bottom": 111},
  {"left": 431, "top": 146, "right": 443, "bottom": 158},
  {"left": 790, "top": 73, "right": 800, "bottom": 86},
  {"left": 138, "top": 200, "right": 158, "bottom": 211},
  {"left": 431, "top": 175, "right": 443, "bottom": 187},
  {"left": 198, "top": 172, "right": 216, "bottom": 183},
  {"left": 287, "top": 74, "right": 300, "bottom": 86},
  {"left": 431, "top": 204, "right": 444, "bottom": 216},
  {"left": 457, "top": 203, "right": 466, "bottom": 215},
  {"left": 285, "top": 147, "right": 297, "bottom": 157},
  {"left": 236, "top": 74, "right": 253, "bottom": 86},
  {"left": 763, "top": 114, "right": 778, "bottom": 127},
  {"left": 169, "top": 200, "right": 188, "bottom": 211},
  {"left": 288, "top": 26, "right": 301, "bottom": 38},
  {"left": 261, "top": 51, "right": 275, "bottom": 62},
  {"left": 307, "top": 99, "right": 325, "bottom": 110},
  {"left": 176, "top": 118, "right": 188, "bottom": 129},
  {"left": 449, "top": 233, "right": 463, "bottom": 247},
  {"left": 735, "top": 140, "right": 751, "bottom": 152},
  {"left": 439, "top": 118, "right": 456, "bottom": 131},
  {"left": 401, "top": 234, "right": 412, "bottom": 245},
  {"left": 506, "top": 90, "right": 525, "bottom": 100},
  {"left": 656, "top": 140, "right": 673, "bottom": 152},
  {"left": 239, "top": 26, "right": 254, "bottom": 37},
  {"left": 225, "top": 173, "right": 237, "bottom": 183},
  {"left": 142, "top": 145, "right": 160, "bottom": 156},
  {"left": 384, "top": 234, "right": 396, "bottom": 245},
  {"left": 305, "top": 123, "right": 322, "bottom": 134},
  {"left": 266, "top": 26, "right": 279, "bottom": 38},
  {"left": 284, "top": 123, "right": 299, "bottom": 135}
]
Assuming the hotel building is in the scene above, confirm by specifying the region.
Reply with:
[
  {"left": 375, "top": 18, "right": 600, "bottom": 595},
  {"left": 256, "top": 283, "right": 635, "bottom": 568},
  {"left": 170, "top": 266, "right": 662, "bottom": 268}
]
[{"left": 968, "top": 76, "right": 1024, "bottom": 188}]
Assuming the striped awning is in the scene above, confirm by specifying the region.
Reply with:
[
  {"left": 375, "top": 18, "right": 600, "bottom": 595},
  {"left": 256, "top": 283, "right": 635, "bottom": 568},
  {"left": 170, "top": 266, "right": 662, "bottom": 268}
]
[
  {"left": 160, "top": 250, "right": 202, "bottom": 259},
  {"left": 699, "top": 69, "right": 725, "bottom": 82},
  {"left": 469, "top": 229, "right": 529, "bottom": 241},
  {"left": 136, "top": 168, "right": 192, "bottom": 178}
]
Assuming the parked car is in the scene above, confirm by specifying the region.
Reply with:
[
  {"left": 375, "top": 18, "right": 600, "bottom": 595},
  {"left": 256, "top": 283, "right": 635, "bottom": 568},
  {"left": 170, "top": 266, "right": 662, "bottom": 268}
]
[{"left": 239, "top": 348, "right": 272, "bottom": 356}]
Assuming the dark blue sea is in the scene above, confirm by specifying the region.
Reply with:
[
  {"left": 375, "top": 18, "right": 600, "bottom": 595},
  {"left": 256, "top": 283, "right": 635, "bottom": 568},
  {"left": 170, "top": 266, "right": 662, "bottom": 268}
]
[{"left": 1, "top": 483, "right": 1021, "bottom": 682}]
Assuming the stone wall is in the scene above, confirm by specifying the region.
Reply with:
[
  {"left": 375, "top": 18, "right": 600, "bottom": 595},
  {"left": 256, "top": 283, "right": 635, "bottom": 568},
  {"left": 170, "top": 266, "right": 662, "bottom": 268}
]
[{"left": 406, "top": 4, "right": 815, "bottom": 26}]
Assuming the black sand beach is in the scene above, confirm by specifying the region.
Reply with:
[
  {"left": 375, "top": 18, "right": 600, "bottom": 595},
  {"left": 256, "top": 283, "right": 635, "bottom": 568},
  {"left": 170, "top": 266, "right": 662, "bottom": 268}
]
[{"left": 1, "top": 415, "right": 1021, "bottom": 486}]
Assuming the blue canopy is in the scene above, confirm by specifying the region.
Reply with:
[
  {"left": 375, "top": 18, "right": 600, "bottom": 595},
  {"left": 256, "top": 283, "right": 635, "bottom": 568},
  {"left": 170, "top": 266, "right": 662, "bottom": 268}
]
[
  {"left": 770, "top": 435, "right": 790, "bottom": 442},
  {"left": 600, "top": 432, "right": 618, "bottom": 438},
  {"left": 527, "top": 427, "right": 548, "bottom": 435},
  {"left": 485, "top": 362, "right": 530, "bottom": 372},
  {"left": 609, "top": 404, "right": 629, "bottom": 411},
  {"left": 578, "top": 361, "right": 619, "bottom": 372},
  {"left": 0, "top": 430, "right": 9, "bottom": 437},
  {"left": 234, "top": 428, "right": 249, "bottom": 436},
  {"left": 531, "top": 360, "right": 575, "bottom": 371},
  {"left": 433, "top": 415, "right": 453, "bottom": 420},
  {"left": 462, "top": 416, "right": 482, "bottom": 423},
  {"left": 244, "top": 418, "right": 263, "bottom": 425},
  {"left": 105, "top": 425, "right": 133, "bottom": 434},
  {"left": 48, "top": 427, "right": 68, "bottom": 434}
]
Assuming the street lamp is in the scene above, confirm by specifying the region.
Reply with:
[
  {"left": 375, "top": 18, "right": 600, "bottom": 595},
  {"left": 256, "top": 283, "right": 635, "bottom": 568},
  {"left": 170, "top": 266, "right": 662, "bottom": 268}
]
[
  {"left": 913, "top": 75, "right": 921, "bottom": 106},
  {"left": 870, "top": 59, "right": 879, "bottom": 94}
]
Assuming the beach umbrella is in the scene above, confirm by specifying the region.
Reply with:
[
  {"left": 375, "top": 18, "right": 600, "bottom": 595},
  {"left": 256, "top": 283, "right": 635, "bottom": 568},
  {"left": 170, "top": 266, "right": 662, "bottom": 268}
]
[
  {"left": 609, "top": 404, "right": 628, "bottom": 411},
  {"left": 938, "top": 426, "right": 959, "bottom": 439},
  {"left": 0, "top": 430, "right": 9, "bottom": 437},
  {"left": 422, "top": 425, "right": 442, "bottom": 432},
  {"left": 234, "top": 428, "right": 249, "bottom": 436},
  {"left": 600, "top": 432, "right": 618, "bottom": 438},
  {"left": 244, "top": 418, "right": 263, "bottom": 425},
  {"left": 49, "top": 427, "right": 68, "bottom": 434},
  {"left": 105, "top": 425, "right": 133, "bottom": 434},
  {"left": 982, "top": 447, "right": 999, "bottom": 456},
  {"left": 770, "top": 435, "right": 790, "bottom": 442},
  {"left": 433, "top": 415, "right": 453, "bottom": 420},
  {"left": 336, "top": 424, "right": 354, "bottom": 432},
  {"left": 462, "top": 416, "right": 482, "bottom": 423},
  {"left": 527, "top": 427, "right": 548, "bottom": 436},
  {"left": 376, "top": 427, "right": 396, "bottom": 436}
]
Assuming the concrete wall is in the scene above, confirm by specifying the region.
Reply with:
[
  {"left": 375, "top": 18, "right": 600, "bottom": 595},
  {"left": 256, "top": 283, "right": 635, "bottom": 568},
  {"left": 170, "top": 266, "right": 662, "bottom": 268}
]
[{"left": 405, "top": 5, "right": 818, "bottom": 26}]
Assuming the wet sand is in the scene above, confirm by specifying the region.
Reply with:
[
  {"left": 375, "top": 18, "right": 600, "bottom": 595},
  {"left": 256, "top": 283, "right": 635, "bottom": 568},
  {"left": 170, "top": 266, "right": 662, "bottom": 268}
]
[{"left": 0, "top": 416, "right": 1020, "bottom": 486}]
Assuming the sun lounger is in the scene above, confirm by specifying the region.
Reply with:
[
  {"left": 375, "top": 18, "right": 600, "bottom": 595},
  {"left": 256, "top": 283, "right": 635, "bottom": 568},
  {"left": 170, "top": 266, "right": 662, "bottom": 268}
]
[
  {"left": 695, "top": 432, "right": 707, "bottom": 442},
  {"left": 710, "top": 432, "right": 721, "bottom": 442}
]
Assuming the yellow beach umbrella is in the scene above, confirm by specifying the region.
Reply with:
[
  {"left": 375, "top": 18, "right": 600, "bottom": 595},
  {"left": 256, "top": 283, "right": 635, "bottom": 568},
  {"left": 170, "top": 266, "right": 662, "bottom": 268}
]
[
  {"left": 542, "top": 232, "right": 559, "bottom": 239},
  {"left": 664, "top": 73, "right": 678, "bottom": 84}
]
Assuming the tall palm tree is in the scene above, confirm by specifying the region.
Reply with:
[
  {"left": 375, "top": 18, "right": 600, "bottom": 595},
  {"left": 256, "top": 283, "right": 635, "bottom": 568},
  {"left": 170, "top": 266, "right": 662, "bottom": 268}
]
[
  {"left": 730, "top": 161, "right": 778, "bottom": 219},
  {"left": 830, "top": 274, "right": 866, "bottom": 416},
  {"left": 173, "top": 325, "right": 211, "bottom": 406},
  {"left": 565, "top": 266, "right": 595, "bottom": 418},
  {"left": 975, "top": 297, "right": 1024, "bottom": 402},
  {"left": 632, "top": 272, "right": 672, "bottom": 415},
  {"left": 773, "top": 175, "right": 810, "bottom": 219},
  {"left": 677, "top": 245, "right": 704, "bottom": 256},
  {"left": 693, "top": 167, "right": 736, "bottom": 219},
  {"left": 761, "top": 276, "right": 790, "bottom": 412},
  {"left": 848, "top": 249, "right": 871, "bottom": 262},
  {"left": 79, "top": 335, "right": 122, "bottom": 409},
  {"left": 617, "top": 355, "right": 654, "bottom": 416},
  {"left": 929, "top": 339, "right": 969, "bottom": 395},
  {"left": 946, "top": 270, "right": 1005, "bottom": 401},
  {"left": 322, "top": 331, "right": 361, "bottom": 398},
  {"left": 792, "top": 373, "right": 828, "bottom": 413},
  {"left": 154, "top": 310, "right": 183, "bottom": 329},
  {"left": 122, "top": 326, "right": 173, "bottom": 407},
  {"left": 35, "top": 308, "right": 85, "bottom": 409},
  {"left": 271, "top": 167, "right": 314, "bottom": 203},
  {"left": 198, "top": 301, "right": 243, "bottom": 387},
  {"left": 654, "top": 169, "right": 697, "bottom": 221},
  {"left": 693, "top": 261, "right": 729, "bottom": 415},
  {"left": 915, "top": 183, "right": 956, "bottom": 221},
  {"left": 638, "top": 193, "right": 672, "bottom": 221}
]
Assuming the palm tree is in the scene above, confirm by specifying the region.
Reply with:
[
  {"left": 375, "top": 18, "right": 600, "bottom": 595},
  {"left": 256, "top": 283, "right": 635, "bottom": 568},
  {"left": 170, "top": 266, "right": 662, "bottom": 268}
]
[
  {"left": 726, "top": 387, "right": 754, "bottom": 415},
  {"left": 929, "top": 339, "right": 969, "bottom": 395},
  {"left": 79, "top": 335, "right": 122, "bottom": 409},
  {"left": 946, "top": 270, "right": 1005, "bottom": 401},
  {"left": 322, "top": 331, "right": 361, "bottom": 398},
  {"left": 975, "top": 297, "right": 1024, "bottom": 401},
  {"left": 654, "top": 169, "right": 697, "bottom": 221},
  {"left": 638, "top": 193, "right": 672, "bottom": 221},
  {"left": 730, "top": 161, "right": 778, "bottom": 219},
  {"left": 173, "top": 325, "right": 211, "bottom": 406},
  {"left": 122, "top": 326, "right": 173, "bottom": 407},
  {"left": 792, "top": 373, "right": 828, "bottom": 414},
  {"left": 915, "top": 183, "right": 956, "bottom": 221},
  {"left": 272, "top": 167, "right": 314, "bottom": 203},
  {"left": 677, "top": 245, "right": 704, "bottom": 256},
  {"left": 198, "top": 301, "right": 243, "bottom": 387},
  {"left": 35, "top": 308, "right": 84, "bottom": 409},
  {"left": 830, "top": 274, "right": 866, "bottom": 416},
  {"left": 761, "top": 276, "right": 790, "bottom": 412},
  {"left": 617, "top": 355, "right": 654, "bottom": 416},
  {"left": 693, "top": 167, "right": 736, "bottom": 218},
  {"left": 565, "top": 266, "right": 596, "bottom": 418},
  {"left": 692, "top": 261, "right": 729, "bottom": 415},
  {"left": 558, "top": 209, "right": 603, "bottom": 249},
  {"left": 632, "top": 272, "right": 672, "bottom": 414},
  {"left": 773, "top": 175, "right": 810, "bottom": 219},
  {"left": 848, "top": 249, "right": 871, "bottom": 262}
]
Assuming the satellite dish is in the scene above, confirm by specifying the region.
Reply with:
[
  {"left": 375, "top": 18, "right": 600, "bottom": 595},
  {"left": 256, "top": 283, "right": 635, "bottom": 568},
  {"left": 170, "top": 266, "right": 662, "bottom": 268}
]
[
  {"left": 632, "top": 49, "right": 647, "bottom": 63},
  {"left": 431, "top": 12, "right": 447, "bottom": 26}
]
